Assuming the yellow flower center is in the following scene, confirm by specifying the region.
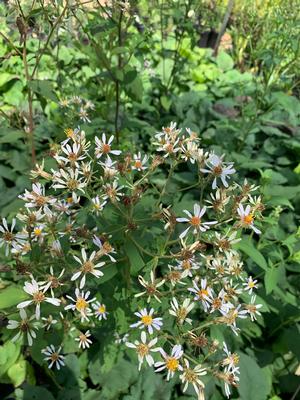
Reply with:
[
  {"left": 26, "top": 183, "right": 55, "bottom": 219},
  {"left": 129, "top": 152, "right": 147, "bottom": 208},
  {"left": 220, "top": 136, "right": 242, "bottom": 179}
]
[
  {"left": 67, "top": 179, "right": 79, "bottom": 190},
  {"left": 65, "top": 128, "right": 74, "bottom": 138},
  {"left": 34, "top": 228, "right": 42, "bottom": 236},
  {"left": 166, "top": 357, "right": 179, "bottom": 372},
  {"left": 98, "top": 305, "right": 106, "bottom": 314},
  {"left": 190, "top": 216, "right": 201, "bottom": 226},
  {"left": 141, "top": 315, "right": 153, "bottom": 325},
  {"left": 67, "top": 197, "right": 73, "bottom": 204},
  {"left": 198, "top": 289, "right": 208, "bottom": 298},
  {"left": 248, "top": 281, "right": 255, "bottom": 288},
  {"left": 82, "top": 261, "right": 94, "bottom": 273},
  {"left": 76, "top": 297, "right": 88, "bottom": 311}
]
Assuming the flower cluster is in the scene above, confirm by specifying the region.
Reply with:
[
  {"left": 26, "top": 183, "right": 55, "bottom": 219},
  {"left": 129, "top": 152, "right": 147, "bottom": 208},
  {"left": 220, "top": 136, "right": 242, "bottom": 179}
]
[{"left": 2, "top": 122, "right": 263, "bottom": 397}]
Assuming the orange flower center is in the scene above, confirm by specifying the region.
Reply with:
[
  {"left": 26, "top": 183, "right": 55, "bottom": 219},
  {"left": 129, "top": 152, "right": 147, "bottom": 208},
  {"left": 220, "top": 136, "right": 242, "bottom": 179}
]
[
  {"left": 243, "top": 215, "right": 253, "bottom": 225},
  {"left": 134, "top": 160, "right": 142, "bottom": 169},
  {"left": 33, "top": 291, "right": 45, "bottom": 303},
  {"left": 137, "top": 343, "right": 149, "bottom": 357},
  {"left": 102, "top": 144, "right": 111, "bottom": 153},
  {"left": 190, "top": 216, "right": 201, "bottom": 226}
]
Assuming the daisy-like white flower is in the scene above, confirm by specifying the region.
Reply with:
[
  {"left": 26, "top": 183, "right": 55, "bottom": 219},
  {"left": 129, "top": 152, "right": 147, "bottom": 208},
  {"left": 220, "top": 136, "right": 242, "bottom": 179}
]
[
  {"left": 175, "top": 257, "right": 200, "bottom": 278},
  {"left": 92, "top": 301, "right": 108, "bottom": 320},
  {"left": 237, "top": 204, "right": 261, "bottom": 234},
  {"left": 130, "top": 308, "right": 163, "bottom": 334},
  {"left": 215, "top": 231, "right": 240, "bottom": 254},
  {"left": 176, "top": 204, "right": 217, "bottom": 239},
  {"left": 155, "top": 122, "right": 181, "bottom": 142},
  {"left": 243, "top": 276, "right": 258, "bottom": 294},
  {"left": 31, "top": 224, "right": 46, "bottom": 243},
  {"left": 132, "top": 152, "right": 148, "bottom": 171},
  {"left": 7, "top": 309, "right": 38, "bottom": 346},
  {"left": 155, "top": 344, "right": 183, "bottom": 380},
  {"left": 180, "top": 140, "right": 199, "bottom": 164},
  {"left": 42, "top": 314, "right": 58, "bottom": 330},
  {"left": 40, "top": 266, "right": 65, "bottom": 297},
  {"left": 180, "top": 358, "right": 207, "bottom": 397},
  {"left": 223, "top": 366, "right": 240, "bottom": 398},
  {"left": 71, "top": 95, "right": 82, "bottom": 104},
  {"left": 169, "top": 297, "right": 194, "bottom": 325},
  {"left": 210, "top": 289, "right": 233, "bottom": 315},
  {"left": 244, "top": 295, "right": 263, "bottom": 321},
  {"left": 42, "top": 345, "right": 65, "bottom": 370},
  {"left": 95, "top": 133, "right": 121, "bottom": 159},
  {"left": 75, "top": 330, "right": 93, "bottom": 349},
  {"left": 206, "top": 188, "right": 230, "bottom": 213},
  {"left": 219, "top": 304, "right": 248, "bottom": 335},
  {"left": 102, "top": 181, "right": 124, "bottom": 202},
  {"left": 52, "top": 168, "right": 87, "bottom": 192},
  {"left": 93, "top": 235, "right": 117, "bottom": 262},
  {"left": 200, "top": 154, "right": 235, "bottom": 189},
  {"left": 188, "top": 278, "right": 213, "bottom": 312},
  {"left": 79, "top": 107, "right": 91, "bottom": 123},
  {"left": 0, "top": 218, "right": 19, "bottom": 255},
  {"left": 156, "top": 138, "right": 181, "bottom": 158},
  {"left": 135, "top": 271, "right": 165, "bottom": 303},
  {"left": 166, "top": 265, "right": 186, "bottom": 287},
  {"left": 99, "top": 155, "right": 119, "bottom": 179},
  {"left": 55, "top": 142, "right": 86, "bottom": 167},
  {"left": 91, "top": 196, "right": 107, "bottom": 215},
  {"left": 19, "top": 183, "right": 56, "bottom": 215},
  {"left": 222, "top": 342, "right": 240, "bottom": 371},
  {"left": 126, "top": 331, "right": 159, "bottom": 370},
  {"left": 59, "top": 98, "right": 70, "bottom": 107},
  {"left": 71, "top": 248, "right": 105, "bottom": 289},
  {"left": 17, "top": 277, "right": 61, "bottom": 320},
  {"left": 65, "top": 288, "right": 95, "bottom": 322}
]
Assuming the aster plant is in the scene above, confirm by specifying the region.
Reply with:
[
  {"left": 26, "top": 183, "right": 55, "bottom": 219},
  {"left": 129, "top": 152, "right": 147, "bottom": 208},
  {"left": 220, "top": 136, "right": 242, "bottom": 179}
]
[{"left": 1, "top": 122, "right": 265, "bottom": 398}]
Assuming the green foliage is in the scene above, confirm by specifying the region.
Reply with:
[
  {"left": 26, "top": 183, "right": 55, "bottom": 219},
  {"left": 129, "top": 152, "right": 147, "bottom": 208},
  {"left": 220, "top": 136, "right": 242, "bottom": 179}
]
[{"left": 0, "top": 1, "right": 299, "bottom": 399}]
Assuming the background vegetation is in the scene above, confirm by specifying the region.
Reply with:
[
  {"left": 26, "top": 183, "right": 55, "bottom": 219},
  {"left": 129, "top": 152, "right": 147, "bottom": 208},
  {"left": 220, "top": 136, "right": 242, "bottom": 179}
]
[{"left": 0, "top": 1, "right": 299, "bottom": 399}]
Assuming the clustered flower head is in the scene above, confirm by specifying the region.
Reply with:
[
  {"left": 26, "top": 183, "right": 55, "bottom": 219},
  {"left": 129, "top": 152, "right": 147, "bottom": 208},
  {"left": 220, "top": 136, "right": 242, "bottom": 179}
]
[{"left": 2, "top": 122, "right": 263, "bottom": 397}]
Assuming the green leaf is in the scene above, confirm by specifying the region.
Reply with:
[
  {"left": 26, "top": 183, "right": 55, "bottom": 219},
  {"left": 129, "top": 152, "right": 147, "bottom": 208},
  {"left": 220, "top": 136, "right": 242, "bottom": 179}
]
[
  {"left": 238, "top": 353, "right": 271, "bottom": 400},
  {"left": 264, "top": 266, "right": 281, "bottom": 294},
  {"left": 7, "top": 359, "right": 27, "bottom": 387},
  {"left": 236, "top": 238, "right": 268, "bottom": 271},
  {"left": 0, "top": 285, "right": 28, "bottom": 309},
  {"left": 0, "top": 342, "right": 21, "bottom": 376},
  {"left": 28, "top": 80, "right": 58, "bottom": 102},
  {"left": 216, "top": 52, "right": 234, "bottom": 71},
  {"left": 126, "top": 239, "right": 144, "bottom": 275}
]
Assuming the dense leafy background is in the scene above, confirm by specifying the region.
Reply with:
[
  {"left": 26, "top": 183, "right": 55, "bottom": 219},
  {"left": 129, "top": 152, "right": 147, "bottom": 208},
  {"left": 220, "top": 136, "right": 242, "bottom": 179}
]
[{"left": 0, "top": 1, "right": 299, "bottom": 399}]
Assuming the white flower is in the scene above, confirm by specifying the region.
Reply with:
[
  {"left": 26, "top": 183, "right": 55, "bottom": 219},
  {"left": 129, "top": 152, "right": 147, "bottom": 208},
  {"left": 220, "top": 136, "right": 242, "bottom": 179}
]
[
  {"left": 7, "top": 309, "right": 38, "bottom": 346},
  {"left": 126, "top": 331, "right": 158, "bottom": 370},
  {"left": 71, "top": 248, "right": 105, "bottom": 289},
  {"left": 223, "top": 366, "right": 240, "bottom": 398},
  {"left": 176, "top": 204, "right": 217, "bottom": 238},
  {"left": 75, "top": 330, "right": 93, "bottom": 349},
  {"left": 114, "top": 332, "right": 129, "bottom": 344},
  {"left": 93, "top": 235, "right": 117, "bottom": 262},
  {"left": 39, "top": 266, "right": 65, "bottom": 296},
  {"left": 65, "top": 288, "right": 95, "bottom": 322},
  {"left": 42, "top": 345, "right": 65, "bottom": 370},
  {"left": 98, "top": 155, "right": 119, "bottom": 179},
  {"left": 237, "top": 204, "right": 261, "bottom": 234},
  {"left": 245, "top": 295, "right": 263, "bottom": 321},
  {"left": 130, "top": 308, "right": 163, "bottom": 334},
  {"left": 169, "top": 297, "right": 194, "bottom": 325},
  {"left": 92, "top": 301, "right": 108, "bottom": 320},
  {"left": 201, "top": 154, "right": 235, "bottom": 189},
  {"left": 132, "top": 152, "right": 148, "bottom": 171},
  {"left": 219, "top": 305, "right": 248, "bottom": 335},
  {"left": 180, "top": 358, "right": 206, "bottom": 397},
  {"left": 156, "top": 138, "right": 181, "bottom": 158},
  {"left": 222, "top": 342, "right": 240, "bottom": 371},
  {"left": 41, "top": 315, "right": 58, "bottom": 331},
  {"left": 91, "top": 196, "right": 107, "bottom": 215},
  {"left": 155, "top": 344, "right": 183, "bottom": 380},
  {"left": 17, "top": 277, "right": 61, "bottom": 320},
  {"left": 55, "top": 142, "right": 86, "bottom": 167},
  {"left": 188, "top": 278, "right": 213, "bottom": 312},
  {"left": 95, "top": 133, "right": 121, "bottom": 158},
  {"left": 175, "top": 257, "right": 200, "bottom": 278},
  {"left": 103, "top": 181, "right": 124, "bottom": 202},
  {"left": 243, "top": 276, "right": 258, "bottom": 294},
  {"left": 52, "top": 168, "right": 87, "bottom": 192},
  {"left": 0, "top": 218, "right": 20, "bottom": 255},
  {"left": 135, "top": 271, "right": 165, "bottom": 303},
  {"left": 79, "top": 107, "right": 91, "bottom": 123},
  {"left": 19, "top": 183, "right": 56, "bottom": 215}
]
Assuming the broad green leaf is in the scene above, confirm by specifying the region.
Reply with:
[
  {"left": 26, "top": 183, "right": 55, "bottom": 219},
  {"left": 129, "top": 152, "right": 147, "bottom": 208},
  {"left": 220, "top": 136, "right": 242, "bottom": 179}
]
[
  {"left": 216, "top": 52, "right": 234, "bottom": 71},
  {"left": 126, "top": 239, "right": 144, "bottom": 275},
  {"left": 28, "top": 80, "right": 58, "bottom": 102},
  {"left": 0, "top": 285, "right": 28, "bottom": 309},
  {"left": 7, "top": 359, "right": 27, "bottom": 387},
  {"left": 236, "top": 238, "right": 268, "bottom": 271},
  {"left": 264, "top": 266, "right": 281, "bottom": 294},
  {"left": 238, "top": 353, "right": 271, "bottom": 400}
]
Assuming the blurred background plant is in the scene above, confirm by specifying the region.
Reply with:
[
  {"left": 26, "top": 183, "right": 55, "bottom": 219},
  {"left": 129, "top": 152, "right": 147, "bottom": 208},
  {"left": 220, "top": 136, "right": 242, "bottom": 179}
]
[{"left": 0, "top": 1, "right": 299, "bottom": 399}]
